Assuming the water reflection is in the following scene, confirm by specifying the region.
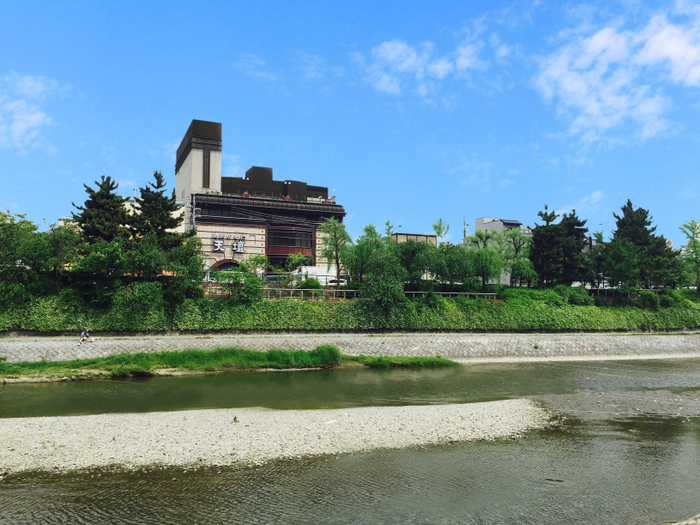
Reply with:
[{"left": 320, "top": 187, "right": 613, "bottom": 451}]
[
  {"left": 1, "top": 358, "right": 700, "bottom": 524},
  {"left": 6, "top": 358, "right": 700, "bottom": 419},
  {"left": 1, "top": 418, "right": 699, "bottom": 524}
]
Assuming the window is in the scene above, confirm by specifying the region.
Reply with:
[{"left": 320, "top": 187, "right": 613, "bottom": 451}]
[{"left": 268, "top": 230, "right": 313, "bottom": 249}]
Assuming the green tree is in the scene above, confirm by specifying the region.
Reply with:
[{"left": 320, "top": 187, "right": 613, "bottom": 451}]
[
  {"left": 431, "top": 242, "right": 472, "bottom": 290},
  {"left": 603, "top": 238, "right": 640, "bottom": 289},
  {"left": 559, "top": 210, "right": 589, "bottom": 286},
  {"left": 432, "top": 218, "right": 449, "bottom": 245},
  {"left": 131, "top": 171, "right": 183, "bottom": 250},
  {"left": 319, "top": 217, "right": 351, "bottom": 289},
  {"left": 466, "top": 229, "right": 504, "bottom": 291},
  {"left": 395, "top": 240, "right": 436, "bottom": 290},
  {"left": 69, "top": 239, "right": 128, "bottom": 305},
  {"left": 611, "top": 200, "right": 679, "bottom": 288},
  {"left": 680, "top": 218, "right": 700, "bottom": 293},
  {"left": 72, "top": 175, "right": 129, "bottom": 243},
  {"left": 161, "top": 235, "right": 205, "bottom": 305},
  {"left": 0, "top": 211, "right": 39, "bottom": 304},
  {"left": 344, "top": 224, "right": 383, "bottom": 283},
  {"left": 40, "top": 222, "right": 82, "bottom": 294},
  {"left": 530, "top": 205, "right": 562, "bottom": 285},
  {"left": 502, "top": 227, "right": 535, "bottom": 287},
  {"left": 583, "top": 231, "right": 607, "bottom": 289},
  {"left": 212, "top": 256, "right": 264, "bottom": 304}
]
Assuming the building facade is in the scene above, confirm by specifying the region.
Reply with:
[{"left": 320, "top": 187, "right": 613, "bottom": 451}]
[
  {"left": 391, "top": 232, "right": 437, "bottom": 245},
  {"left": 474, "top": 217, "right": 531, "bottom": 235},
  {"left": 174, "top": 120, "right": 346, "bottom": 273}
]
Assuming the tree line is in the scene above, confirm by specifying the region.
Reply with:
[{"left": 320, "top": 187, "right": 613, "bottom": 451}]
[
  {"left": 0, "top": 173, "right": 203, "bottom": 310},
  {"left": 319, "top": 201, "right": 700, "bottom": 299},
  {"left": 2, "top": 171, "right": 700, "bottom": 314}
]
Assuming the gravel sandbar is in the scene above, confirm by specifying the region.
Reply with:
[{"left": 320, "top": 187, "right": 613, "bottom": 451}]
[{"left": 0, "top": 399, "right": 550, "bottom": 475}]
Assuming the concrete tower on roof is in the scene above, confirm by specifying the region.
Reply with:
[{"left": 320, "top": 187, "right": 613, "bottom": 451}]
[{"left": 175, "top": 120, "right": 223, "bottom": 205}]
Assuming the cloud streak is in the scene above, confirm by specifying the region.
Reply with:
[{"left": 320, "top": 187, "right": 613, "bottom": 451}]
[
  {"left": 352, "top": 35, "right": 489, "bottom": 103},
  {"left": 535, "top": 4, "right": 700, "bottom": 143},
  {"left": 0, "top": 72, "right": 58, "bottom": 153},
  {"left": 232, "top": 53, "right": 279, "bottom": 82}
]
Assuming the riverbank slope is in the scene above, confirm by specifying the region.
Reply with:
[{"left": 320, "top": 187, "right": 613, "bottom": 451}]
[{"left": 3, "top": 332, "right": 700, "bottom": 365}]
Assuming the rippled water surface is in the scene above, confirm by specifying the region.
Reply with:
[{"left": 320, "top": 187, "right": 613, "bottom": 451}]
[{"left": 2, "top": 358, "right": 700, "bottom": 524}]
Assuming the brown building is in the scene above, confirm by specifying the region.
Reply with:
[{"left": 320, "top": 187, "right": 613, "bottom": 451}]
[
  {"left": 391, "top": 232, "right": 437, "bottom": 245},
  {"left": 174, "top": 120, "right": 346, "bottom": 272}
]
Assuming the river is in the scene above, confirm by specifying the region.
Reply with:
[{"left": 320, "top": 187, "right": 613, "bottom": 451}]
[{"left": 2, "top": 359, "right": 700, "bottom": 524}]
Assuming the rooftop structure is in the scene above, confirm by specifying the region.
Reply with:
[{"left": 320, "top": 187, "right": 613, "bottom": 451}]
[{"left": 392, "top": 233, "right": 437, "bottom": 246}]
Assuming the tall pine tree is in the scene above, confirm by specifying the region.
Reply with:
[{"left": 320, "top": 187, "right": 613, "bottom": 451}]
[
  {"left": 611, "top": 200, "right": 680, "bottom": 288},
  {"left": 72, "top": 175, "right": 129, "bottom": 243},
  {"left": 530, "top": 205, "right": 562, "bottom": 285},
  {"left": 559, "top": 210, "right": 589, "bottom": 286},
  {"left": 131, "top": 171, "right": 183, "bottom": 250}
]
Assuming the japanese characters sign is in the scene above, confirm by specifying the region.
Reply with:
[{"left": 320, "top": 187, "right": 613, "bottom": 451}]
[{"left": 212, "top": 233, "right": 246, "bottom": 254}]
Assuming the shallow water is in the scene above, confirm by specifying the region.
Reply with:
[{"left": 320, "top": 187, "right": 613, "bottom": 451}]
[
  {"left": 2, "top": 359, "right": 700, "bottom": 524},
  {"left": 3, "top": 359, "right": 700, "bottom": 418}
]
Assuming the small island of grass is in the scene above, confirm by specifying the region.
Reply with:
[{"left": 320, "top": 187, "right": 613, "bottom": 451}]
[{"left": 0, "top": 345, "right": 457, "bottom": 383}]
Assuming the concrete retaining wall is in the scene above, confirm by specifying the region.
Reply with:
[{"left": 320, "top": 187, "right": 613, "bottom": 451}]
[{"left": 2, "top": 332, "right": 700, "bottom": 363}]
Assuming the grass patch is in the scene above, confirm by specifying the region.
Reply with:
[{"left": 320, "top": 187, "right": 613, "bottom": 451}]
[
  {"left": 344, "top": 354, "right": 458, "bottom": 369},
  {"left": 0, "top": 345, "right": 342, "bottom": 379},
  {"left": 0, "top": 345, "right": 457, "bottom": 380}
]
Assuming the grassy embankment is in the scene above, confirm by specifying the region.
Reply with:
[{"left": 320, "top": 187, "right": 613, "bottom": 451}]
[
  {"left": 0, "top": 345, "right": 457, "bottom": 381},
  {"left": 2, "top": 289, "right": 700, "bottom": 333}
]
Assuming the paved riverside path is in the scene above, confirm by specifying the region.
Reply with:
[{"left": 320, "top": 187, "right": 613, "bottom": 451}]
[{"left": 2, "top": 332, "right": 700, "bottom": 363}]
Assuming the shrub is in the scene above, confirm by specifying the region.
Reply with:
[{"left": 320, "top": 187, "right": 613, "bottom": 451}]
[
  {"left": 681, "top": 289, "right": 700, "bottom": 303},
  {"left": 659, "top": 288, "right": 684, "bottom": 308},
  {"left": 635, "top": 290, "right": 660, "bottom": 310},
  {"left": 497, "top": 287, "right": 566, "bottom": 307},
  {"left": 107, "top": 281, "right": 168, "bottom": 331},
  {"left": 298, "top": 277, "right": 323, "bottom": 290},
  {"left": 310, "top": 345, "right": 341, "bottom": 367},
  {"left": 415, "top": 292, "right": 448, "bottom": 312},
  {"left": 553, "top": 285, "right": 595, "bottom": 306}
]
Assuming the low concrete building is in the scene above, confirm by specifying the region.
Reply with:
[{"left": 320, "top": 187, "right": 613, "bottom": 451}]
[
  {"left": 475, "top": 217, "right": 531, "bottom": 235},
  {"left": 391, "top": 232, "right": 437, "bottom": 245}
]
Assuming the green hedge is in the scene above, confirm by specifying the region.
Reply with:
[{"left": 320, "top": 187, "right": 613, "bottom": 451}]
[{"left": 3, "top": 295, "right": 700, "bottom": 333}]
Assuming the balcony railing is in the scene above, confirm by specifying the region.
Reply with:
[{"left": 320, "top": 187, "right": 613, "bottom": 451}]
[{"left": 263, "top": 288, "right": 358, "bottom": 300}]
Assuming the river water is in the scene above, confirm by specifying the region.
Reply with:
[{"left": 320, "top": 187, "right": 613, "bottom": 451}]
[{"left": 2, "top": 359, "right": 700, "bottom": 524}]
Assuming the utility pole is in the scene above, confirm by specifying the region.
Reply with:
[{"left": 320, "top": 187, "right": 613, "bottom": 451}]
[{"left": 463, "top": 215, "right": 469, "bottom": 243}]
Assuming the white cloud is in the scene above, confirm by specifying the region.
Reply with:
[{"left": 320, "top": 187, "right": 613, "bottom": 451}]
[
  {"left": 223, "top": 153, "right": 244, "bottom": 178},
  {"left": 353, "top": 37, "right": 487, "bottom": 102},
  {"left": 0, "top": 72, "right": 58, "bottom": 152},
  {"left": 442, "top": 151, "right": 494, "bottom": 191},
  {"left": 635, "top": 11, "right": 700, "bottom": 86},
  {"left": 535, "top": 5, "right": 700, "bottom": 142},
  {"left": 232, "top": 53, "right": 279, "bottom": 82},
  {"left": 296, "top": 51, "right": 346, "bottom": 81},
  {"left": 555, "top": 190, "right": 605, "bottom": 216}
]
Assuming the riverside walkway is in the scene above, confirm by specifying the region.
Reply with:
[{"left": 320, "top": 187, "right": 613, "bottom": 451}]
[{"left": 2, "top": 332, "right": 700, "bottom": 364}]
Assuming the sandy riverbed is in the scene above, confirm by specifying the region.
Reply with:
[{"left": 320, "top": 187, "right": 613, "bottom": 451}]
[{"left": 0, "top": 399, "right": 551, "bottom": 476}]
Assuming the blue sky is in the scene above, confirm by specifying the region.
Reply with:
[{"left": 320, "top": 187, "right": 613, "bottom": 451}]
[{"left": 1, "top": 0, "right": 700, "bottom": 246}]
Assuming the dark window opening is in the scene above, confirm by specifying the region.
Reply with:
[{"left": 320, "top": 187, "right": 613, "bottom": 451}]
[
  {"left": 268, "top": 231, "right": 313, "bottom": 249},
  {"left": 203, "top": 149, "right": 210, "bottom": 188}
]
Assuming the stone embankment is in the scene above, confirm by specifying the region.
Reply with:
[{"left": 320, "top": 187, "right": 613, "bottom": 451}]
[
  {"left": 0, "top": 399, "right": 550, "bottom": 475},
  {"left": 2, "top": 332, "right": 700, "bottom": 364}
]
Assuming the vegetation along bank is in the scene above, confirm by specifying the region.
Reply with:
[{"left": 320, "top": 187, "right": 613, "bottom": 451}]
[
  {"left": 0, "top": 346, "right": 456, "bottom": 383},
  {"left": 3, "top": 171, "right": 700, "bottom": 335},
  {"left": 2, "top": 287, "right": 700, "bottom": 333}
]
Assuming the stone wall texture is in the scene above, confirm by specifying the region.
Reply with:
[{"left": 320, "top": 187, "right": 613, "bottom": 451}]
[{"left": 2, "top": 332, "right": 700, "bottom": 363}]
